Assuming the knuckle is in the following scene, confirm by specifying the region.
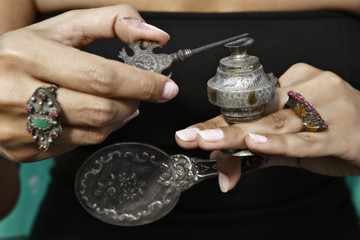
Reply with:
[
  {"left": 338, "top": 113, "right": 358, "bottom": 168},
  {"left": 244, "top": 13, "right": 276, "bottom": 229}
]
[
  {"left": 299, "top": 133, "right": 316, "bottom": 144},
  {"left": 201, "top": 120, "right": 221, "bottom": 130},
  {"left": 296, "top": 133, "right": 316, "bottom": 157},
  {"left": 87, "top": 100, "right": 117, "bottom": 127},
  {"left": 0, "top": 31, "right": 25, "bottom": 66},
  {"left": 343, "top": 99, "right": 358, "bottom": 117},
  {"left": 290, "top": 62, "right": 310, "bottom": 70},
  {"left": 266, "top": 112, "right": 287, "bottom": 130},
  {"left": 318, "top": 71, "right": 342, "bottom": 85},
  {"left": 87, "top": 64, "right": 118, "bottom": 95},
  {"left": 276, "top": 136, "right": 290, "bottom": 155},
  {"left": 0, "top": 131, "right": 37, "bottom": 163},
  {"left": 334, "top": 94, "right": 358, "bottom": 120},
  {"left": 6, "top": 152, "right": 29, "bottom": 163},
  {"left": 0, "top": 31, "right": 18, "bottom": 51},
  {"left": 0, "top": 127, "right": 18, "bottom": 146},
  {"left": 84, "top": 128, "right": 110, "bottom": 145},
  {"left": 0, "top": 30, "right": 42, "bottom": 74},
  {"left": 138, "top": 76, "right": 160, "bottom": 101},
  {"left": 1, "top": 148, "right": 35, "bottom": 163},
  {"left": 231, "top": 125, "right": 245, "bottom": 138},
  {"left": 288, "top": 62, "right": 311, "bottom": 72},
  {"left": 0, "top": 81, "right": 23, "bottom": 108}
]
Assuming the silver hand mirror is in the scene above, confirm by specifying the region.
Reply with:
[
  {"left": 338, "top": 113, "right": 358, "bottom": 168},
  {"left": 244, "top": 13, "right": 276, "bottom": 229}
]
[{"left": 75, "top": 142, "right": 266, "bottom": 226}]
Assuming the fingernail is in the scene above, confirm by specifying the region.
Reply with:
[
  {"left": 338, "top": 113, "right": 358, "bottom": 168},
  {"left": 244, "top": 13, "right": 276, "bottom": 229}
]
[
  {"left": 248, "top": 133, "right": 267, "bottom": 143},
  {"left": 199, "top": 129, "right": 224, "bottom": 141},
  {"left": 210, "top": 150, "right": 218, "bottom": 160},
  {"left": 141, "top": 40, "right": 149, "bottom": 49},
  {"left": 218, "top": 172, "right": 229, "bottom": 193},
  {"left": 176, "top": 128, "right": 200, "bottom": 141},
  {"left": 123, "top": 109, "right": 139, "bottom": 123},
  {"left": 161, "top": 81, "right": 179, "bottom": 100},
  {"left": 142, "top": 22, "right": 170, "bottom": 39}
]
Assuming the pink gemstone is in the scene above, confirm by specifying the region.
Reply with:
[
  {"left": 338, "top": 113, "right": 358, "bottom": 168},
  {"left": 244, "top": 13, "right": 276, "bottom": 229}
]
[
  {"left": 322, "top": 120, "right": 325, "bottom": 123},
  {"left": 305, "top": 102, "right": 309, "bottom": 106},
  {"left": 51, "top": 112, "right": 58, "bottom": 117},
  {"left": 51, "top": 133, "right": 57, "bottom": 138},
  {"left": 289, "top": 91, "right": 294, "bottom": 96},
  {"left": 314, "top": 111, "right": 318, "bottom": 115},
  {"left": 300, "top": 98, "right": 304, "bottom": 102},
  {"left": 295, "top": 94, "right": 299, "bottom": 99},
  {"left": 38, "top": 94, "right": 45, "bottom": 99},
  {"left": 26, "top": 106, "right": 31, "bottom": 112},
  {"left": 309, "top": 106, "right": 314, "bottom": 111},
  {"left": 26, "top": 127, "right": 32, "bottom": 133},
  {"left": 325, "top": 125, "right": 329, "bottom": 129}
]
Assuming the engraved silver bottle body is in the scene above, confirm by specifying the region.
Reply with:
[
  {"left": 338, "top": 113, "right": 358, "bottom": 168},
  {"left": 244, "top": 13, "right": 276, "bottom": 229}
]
[{"left": 207, "top": 37, "right": 276, "bottom": 123}]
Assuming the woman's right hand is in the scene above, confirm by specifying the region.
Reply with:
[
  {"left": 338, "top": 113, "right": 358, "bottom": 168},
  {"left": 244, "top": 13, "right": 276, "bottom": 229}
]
[{"left": 0, "top": 4, "right": 178, "bottom": 163}]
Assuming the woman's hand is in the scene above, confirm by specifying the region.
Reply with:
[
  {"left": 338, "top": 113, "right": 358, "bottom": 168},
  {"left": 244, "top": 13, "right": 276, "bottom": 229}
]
[
  {"left": 0, "top": 157, "right": 19, "bottom": 220},
  {"left": 0, "top": 4, "right": 178, "bottom": 163},
  {"left": 175, "top": 63, "right": 360, "bottom": 192}
]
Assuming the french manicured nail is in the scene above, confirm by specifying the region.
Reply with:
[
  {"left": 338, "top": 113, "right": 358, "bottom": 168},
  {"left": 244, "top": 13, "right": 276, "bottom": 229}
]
[
  {"left": 161, "top": 81, "right": 179, "bottom": 100},
  {"left": 123, "top": 109, "right": 139, "bottom": 123},
  {"left": 199, "top": 129, "right": 224, "bottom": 141},
  {"left": 248, "top": 133, "right": 268, "bottom": 143},
  {"left": 218, "top": 172, "right": 229, "bottom": 193},
  {"left": 176, "top": 128, "right": 200, "bottom": 141},
  {"left": 142, "top": 22, "right": 170, "bottom": 39}
]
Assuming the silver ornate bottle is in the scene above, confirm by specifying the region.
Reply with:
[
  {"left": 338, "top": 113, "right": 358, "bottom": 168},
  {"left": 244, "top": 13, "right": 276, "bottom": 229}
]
[{"left": 207, "top": 37, "right": 277, "bottom": 123}]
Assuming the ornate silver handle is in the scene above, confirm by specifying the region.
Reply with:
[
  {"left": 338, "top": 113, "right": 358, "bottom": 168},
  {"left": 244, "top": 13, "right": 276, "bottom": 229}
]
[{"left": 118, "top": 33, "right": 249, "bottom": 74}]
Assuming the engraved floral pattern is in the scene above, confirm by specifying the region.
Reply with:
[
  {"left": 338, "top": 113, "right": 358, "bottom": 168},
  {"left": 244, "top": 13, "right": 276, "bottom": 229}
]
[
  {"left": 76, "top": 145, "right": 182, "bottom": 226},
  {"left": 93, "top": 172, "right": 146, "bottom": 203},
  {"left": 118, "top": 41, "right": 172, "bottom": 74}
]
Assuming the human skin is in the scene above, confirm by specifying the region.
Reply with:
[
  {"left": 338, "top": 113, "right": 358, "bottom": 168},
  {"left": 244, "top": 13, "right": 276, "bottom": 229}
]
[
  {"left": 34, "top": 0, "right": 360, "bottom": 14},
  {"left": 176, "top": 63, "right": 360, "bottom": 192},
  {"left": 0, "top": 0, "right": 37, "bottom": 221},
  {"left": 0, "top": 3, "right": 176, "bottom": 219},
  {"left": 1, "top": 0, "right": 359, "bottom": 218},
  {"left": 0, "top": 4, "right": 176, "bottom": 163}
]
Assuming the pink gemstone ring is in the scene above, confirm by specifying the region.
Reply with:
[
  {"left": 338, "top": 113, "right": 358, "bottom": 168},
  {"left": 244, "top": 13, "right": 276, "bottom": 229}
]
[
  {"left": 26, "top": 85, "right": 62, "bottom": 152},
  {"left": 286, "top": 91, "right": 328, "bottom": 132}
]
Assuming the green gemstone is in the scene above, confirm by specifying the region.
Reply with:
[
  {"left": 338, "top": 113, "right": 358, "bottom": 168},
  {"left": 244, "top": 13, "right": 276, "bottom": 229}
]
[{"left": 34, "top": 119, "right": 49, "bottom": 129}]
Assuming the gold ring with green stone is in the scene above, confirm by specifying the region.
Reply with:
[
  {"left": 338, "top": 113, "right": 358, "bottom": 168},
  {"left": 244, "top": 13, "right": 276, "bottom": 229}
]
[{"left": 26, "top": 85, "right": 62, "bottom": 152}]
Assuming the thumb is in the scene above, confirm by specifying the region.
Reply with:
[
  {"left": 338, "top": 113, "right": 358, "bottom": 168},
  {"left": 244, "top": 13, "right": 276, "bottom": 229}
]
[
  {"left": 215, "top": 151, "right": 242, "bottom": 193},
  {"left": 28, "top": 4, "right": 170, "bottom": 47}
]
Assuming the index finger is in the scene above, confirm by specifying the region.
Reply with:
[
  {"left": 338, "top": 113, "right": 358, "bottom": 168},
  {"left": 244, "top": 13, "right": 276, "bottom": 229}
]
[
  {"left": 28, "top": 4, "right": 170, "bottom": 47},
  {"left": 10, "top": 31, "right": 178, "bottom": 102}
]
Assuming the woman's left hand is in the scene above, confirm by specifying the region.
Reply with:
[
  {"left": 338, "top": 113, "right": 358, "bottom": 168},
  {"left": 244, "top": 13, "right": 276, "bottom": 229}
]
[{"left": 175, "top": 63, "right": 360, "bottom": 192}]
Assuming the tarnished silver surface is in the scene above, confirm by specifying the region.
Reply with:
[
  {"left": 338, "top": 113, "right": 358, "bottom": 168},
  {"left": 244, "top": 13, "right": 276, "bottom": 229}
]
[
  {"left": 75, "top": 142, "right": 266, "bottom": 226},
  {"left": 219, "top": 149, "right": 268, "bottom": 174},
  {"left": 118, "top": 33, "right": 249, "bottom": 74},
  {"left": 118, "top": 41, "right": 173, "bottom": 73},
  {"left": 26, "top": 85, "right": 62, "bottom": 152},
  {"left": 207, "top": 37, "right": 277, "bottom": 123},
  {"left": 77, "top": 35, "right": 274, "bottom": 226}
]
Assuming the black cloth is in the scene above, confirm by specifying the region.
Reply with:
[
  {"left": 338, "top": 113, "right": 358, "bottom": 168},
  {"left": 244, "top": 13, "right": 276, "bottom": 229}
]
[{"left": 30, "top": 11, "right": 360, "bottom": 240}]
